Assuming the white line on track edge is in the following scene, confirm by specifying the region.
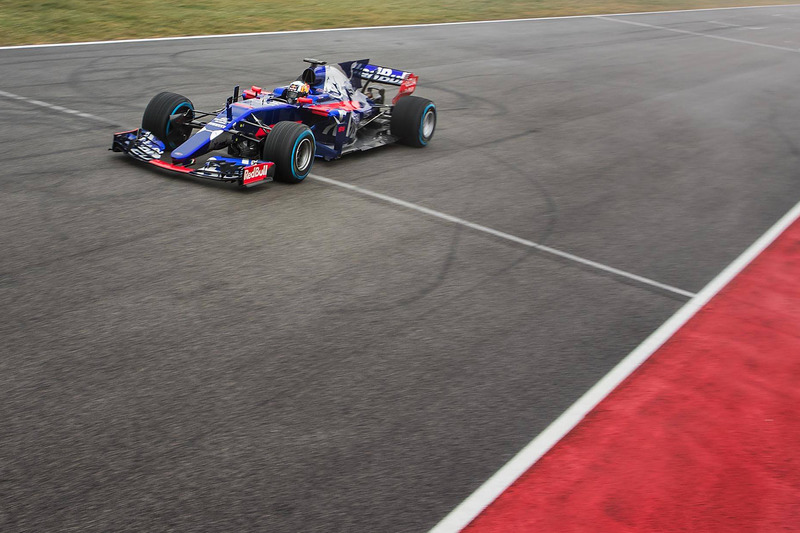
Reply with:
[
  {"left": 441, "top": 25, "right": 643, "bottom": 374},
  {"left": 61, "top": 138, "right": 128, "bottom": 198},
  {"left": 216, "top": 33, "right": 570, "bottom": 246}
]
[
  {"left": 0, "top": 87, "right": 711, "bottom": 299},
  {"left": 0, "top": 89, "right": 118, "bottom": 125},
  {"left": 309, "top": 174, "right": 695, "bottom": 298},
  {"left": 1, "top": 4, "right": 799, "bottom": 50},
  {"left": 3, "top": 7, "right": 798, "bottom": 526},
  {"left": 5, "top": 56, "right": 797, "bottom": 530},
  {"left": 595, "top": 13, "right": 800, "bottom": 53},
  {"left": 428, "top": 198, "right": 800, "bottom": 533}
]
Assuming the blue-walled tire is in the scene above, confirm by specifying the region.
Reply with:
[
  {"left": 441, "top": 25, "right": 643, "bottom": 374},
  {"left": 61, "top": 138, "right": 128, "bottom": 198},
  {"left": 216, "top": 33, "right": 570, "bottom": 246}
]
[
  {"left": 142, "top": 92, "right": 194, "bottom": 150},
  {"left": 391, "top": 96, "right": 436, "bottom": 148},
  {"left": 262, "top": 122, "right": 316, "bottom": 184}
]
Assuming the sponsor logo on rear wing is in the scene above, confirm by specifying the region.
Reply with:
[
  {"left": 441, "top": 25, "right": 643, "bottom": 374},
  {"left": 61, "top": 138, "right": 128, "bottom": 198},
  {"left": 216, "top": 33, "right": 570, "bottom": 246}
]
[{"left": 350, "top": 63, "right": 413, "bottom": 86}]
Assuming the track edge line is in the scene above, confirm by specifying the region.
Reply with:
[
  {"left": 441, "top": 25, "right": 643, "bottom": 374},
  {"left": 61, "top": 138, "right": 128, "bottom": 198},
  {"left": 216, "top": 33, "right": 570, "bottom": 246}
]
[
  {"left": 428, "top": 198, "right": 800, "bottom": 533},
  {"left": 2, "top": 4, "right": 799, "bottom": 50}
]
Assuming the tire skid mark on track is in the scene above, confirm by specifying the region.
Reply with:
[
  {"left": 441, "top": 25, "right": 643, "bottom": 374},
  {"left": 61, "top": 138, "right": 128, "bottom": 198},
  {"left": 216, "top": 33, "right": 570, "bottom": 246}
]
[
  {"left": 309, "top": 174, "right": 696, "bottom": 299},
  {"left": 63, "top": 57, "right": 151, "bottom": 97},
  {"left": 320, "top": 223, "right": 468, "bottom": 314},
  {"left": 0, "top": 227, "right": 179, "bottom": 277},
  {"left": 488, "top": 153, "right": 559, "bottom": 247},
  {"left": 342, "top": 125, "right": 540, "bottom": 185},
  {"left": 3, "top": 89, "right": 695, "bottom": 299}
]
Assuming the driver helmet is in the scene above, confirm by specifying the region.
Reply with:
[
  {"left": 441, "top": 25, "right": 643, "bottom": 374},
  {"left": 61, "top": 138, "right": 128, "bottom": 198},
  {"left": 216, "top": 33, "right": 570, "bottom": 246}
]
[{"left": 285, "top": 80, "right": 310, "bottom": 102}]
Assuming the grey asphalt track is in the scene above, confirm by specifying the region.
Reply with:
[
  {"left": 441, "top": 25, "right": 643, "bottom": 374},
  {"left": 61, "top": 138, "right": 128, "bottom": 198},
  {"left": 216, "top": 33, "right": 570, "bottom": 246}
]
[{"left": 2, "top": 6, "right": 800, "bottom": 532}]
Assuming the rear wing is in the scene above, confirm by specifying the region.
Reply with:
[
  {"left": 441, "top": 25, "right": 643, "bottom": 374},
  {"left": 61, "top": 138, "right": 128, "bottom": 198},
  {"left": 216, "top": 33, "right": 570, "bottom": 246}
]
[
  {"left": 339, "top": 59, "right": 419, "bottom": 103},
  {"left": 342, "top": 60, "right": 412, "bottom": 86}
]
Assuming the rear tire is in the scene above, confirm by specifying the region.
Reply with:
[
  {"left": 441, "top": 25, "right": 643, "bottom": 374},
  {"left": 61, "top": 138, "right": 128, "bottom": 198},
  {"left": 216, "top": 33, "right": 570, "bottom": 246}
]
[
  {"left": 262, "top": 122, "right": 316, "bottom": 184},
  {"left": 391, "top": 96, "right": 436, "bottom": 147},
  {"left": 142, "top": 92, "right": 194, "bottom": 150}
]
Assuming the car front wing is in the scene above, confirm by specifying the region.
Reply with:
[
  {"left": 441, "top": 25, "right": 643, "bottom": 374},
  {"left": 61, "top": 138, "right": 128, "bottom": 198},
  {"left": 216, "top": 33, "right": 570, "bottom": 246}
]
[{"left": 111, "top": 129, "right": 275, "bottom": 188}]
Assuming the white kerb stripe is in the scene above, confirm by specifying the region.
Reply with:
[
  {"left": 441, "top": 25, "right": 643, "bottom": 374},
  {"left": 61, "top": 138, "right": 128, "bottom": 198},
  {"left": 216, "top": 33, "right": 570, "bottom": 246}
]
[{"left": 428, "top": 198, "right": 800, "bottom": 532}]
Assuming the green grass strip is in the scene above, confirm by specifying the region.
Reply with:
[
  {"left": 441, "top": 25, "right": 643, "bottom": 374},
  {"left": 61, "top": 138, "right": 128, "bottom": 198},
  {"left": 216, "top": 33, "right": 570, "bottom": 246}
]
[{"left": 1, "top": 1, "right": 797, "bottom": 46}]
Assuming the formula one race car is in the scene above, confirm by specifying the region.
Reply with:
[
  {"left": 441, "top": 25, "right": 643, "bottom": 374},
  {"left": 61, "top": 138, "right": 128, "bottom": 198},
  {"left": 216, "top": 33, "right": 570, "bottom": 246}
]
[{"left": 111, "top": 58, "right": 436, "bottom": 187}]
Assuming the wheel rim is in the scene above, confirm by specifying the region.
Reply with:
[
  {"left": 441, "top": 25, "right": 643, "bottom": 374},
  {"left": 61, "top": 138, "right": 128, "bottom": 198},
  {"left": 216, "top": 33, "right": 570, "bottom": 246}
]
[
  {"left": 165, "top": 102, "right": 193, "bottom": 148},
  {"left": 422, "top": 108, "right": 436, "bottom": 138},
  {"left": 295, "top": 137, "right": 314, "bottom": 173}
]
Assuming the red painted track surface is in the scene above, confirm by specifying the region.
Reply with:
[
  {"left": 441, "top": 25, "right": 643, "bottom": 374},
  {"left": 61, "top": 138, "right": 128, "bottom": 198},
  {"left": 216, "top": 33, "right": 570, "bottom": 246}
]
[{"left": 466, "top": 218, "right": 800, "bottom": 532}]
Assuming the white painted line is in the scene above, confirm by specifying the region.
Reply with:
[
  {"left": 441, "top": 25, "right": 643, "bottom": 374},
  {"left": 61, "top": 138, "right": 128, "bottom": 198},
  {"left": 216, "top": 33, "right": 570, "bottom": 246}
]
[
  {"left": 596, "top": 13, "right": 799, "bottom": 52},
  {"left": 428, "top": 198, "right": 800, "bottom": 533},
  {"left": 0, "top": 89, "right": 736, "bottom": 302},
  {"left": 707, "top": 19, "right": 764, "bottom": 29},
  {"left": 1, "top": 79, "right": 697, "bottom": 299},
  {"left": 0, "top": 89, "right": 118, "bottom": 125},
  {"left": 0, "top": 89, "right": 732, "bottom": 302},
  {"left": 1, "top": 4, "right": 799, "bottom": 50},
  {"left": 309, "top": 174, "right": 695, "bottom": 298},
  {"left": 708, "top": 19, "right": 744, "bottom": 26}
]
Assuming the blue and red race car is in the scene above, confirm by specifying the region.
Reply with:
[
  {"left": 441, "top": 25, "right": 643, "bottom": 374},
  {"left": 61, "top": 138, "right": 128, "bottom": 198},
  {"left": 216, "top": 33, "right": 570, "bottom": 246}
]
[{"left": 111, "top": 58, "right": 436, "bottom": 187}]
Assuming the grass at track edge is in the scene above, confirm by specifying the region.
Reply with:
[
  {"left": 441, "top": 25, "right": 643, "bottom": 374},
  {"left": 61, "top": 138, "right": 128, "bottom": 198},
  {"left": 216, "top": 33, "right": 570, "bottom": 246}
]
[{"left": 1, "top": 1, "right": 798, "bottom": 47}]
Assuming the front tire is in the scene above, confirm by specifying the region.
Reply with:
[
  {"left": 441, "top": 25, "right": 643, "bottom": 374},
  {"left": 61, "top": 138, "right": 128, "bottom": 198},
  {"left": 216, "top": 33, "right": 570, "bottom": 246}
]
[
  {"left": 391, "top": 96, "right": 436, "bottom": 147},
  {"left": 142, "top": 92, "right": 194, "bottom": 150},
  {"left": 262, "top": 122, "right": 316, "bottom": 184}
]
